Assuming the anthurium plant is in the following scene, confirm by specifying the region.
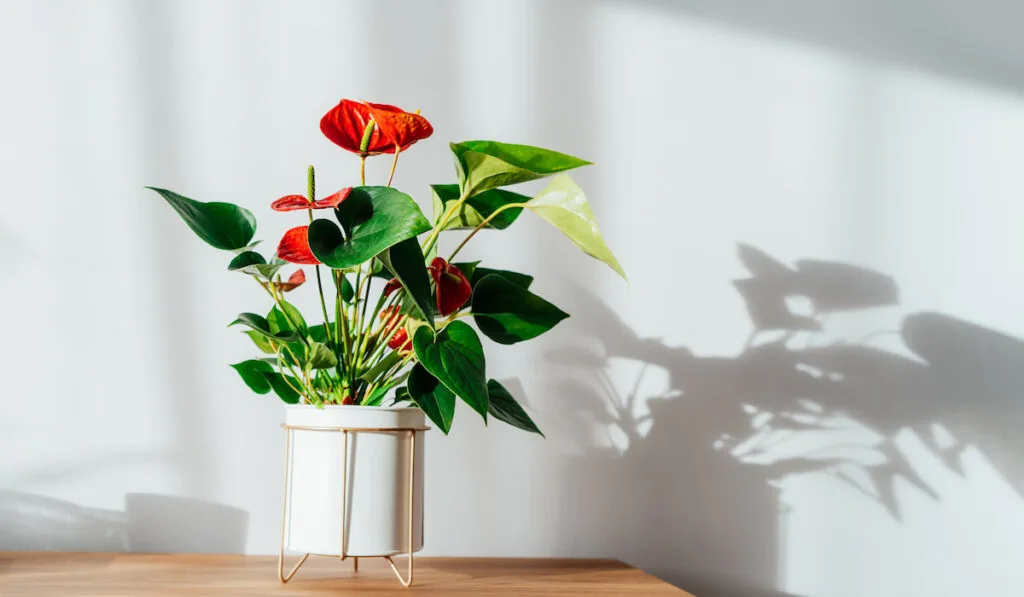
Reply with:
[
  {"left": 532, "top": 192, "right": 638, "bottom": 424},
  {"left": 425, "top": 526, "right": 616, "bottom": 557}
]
[{"left": 148, "top": 99, "right": 624, "bottom": 436}]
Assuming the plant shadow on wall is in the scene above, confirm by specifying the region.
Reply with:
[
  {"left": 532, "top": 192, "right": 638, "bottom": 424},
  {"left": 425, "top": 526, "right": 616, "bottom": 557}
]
[
  {"left": 0, "top": 491, "right": 249, "bottom": 554},
  {"left": 550, "top": 244, "right": 1024, "bottom": 597}
]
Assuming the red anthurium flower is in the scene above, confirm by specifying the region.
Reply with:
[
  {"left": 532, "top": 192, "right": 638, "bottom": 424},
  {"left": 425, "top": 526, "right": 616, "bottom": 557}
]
[
  {"left": 273, "top": 269, "right": 306, "bottom": 292},
  {"left": 271, "top": 188, "right": 352, "bottom": 212},
  {"left": 383, "top": 278, "right": 402, "bottom": 297},
  {"left": 429, "top": 257, "right": 472, "bottom": 316},
  {"left": 363, "top": 103, "right": 433, "bottom": 152},
  {"left": 388, "top": 328, "right": 412, "bottom": 352},
  {"left": 277, "top": 226, "right": 320, "bottom": 265},
  {"left": 321, "top": 99, "right": 398, "bottom": 156}
]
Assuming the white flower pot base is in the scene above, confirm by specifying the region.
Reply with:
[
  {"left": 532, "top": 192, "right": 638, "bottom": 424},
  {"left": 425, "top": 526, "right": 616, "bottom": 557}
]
[{"left": 277, "top": 406, "right": 428, "bottom": 588}]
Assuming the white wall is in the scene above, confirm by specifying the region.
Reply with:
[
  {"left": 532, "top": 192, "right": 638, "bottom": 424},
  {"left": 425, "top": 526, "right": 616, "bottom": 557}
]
[{"left": 4, "top": 1, "right": 1024, "bottom": 596}]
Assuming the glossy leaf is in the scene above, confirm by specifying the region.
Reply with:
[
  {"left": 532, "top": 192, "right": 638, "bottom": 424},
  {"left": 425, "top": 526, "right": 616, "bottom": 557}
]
[
  {"left": 468, "top": 265, "right": 533, "bottom": 290},
  {"left": 228, "top": 251, "right": 265, "bottom": 272},
  {"left": 450, "top": 140, "right": 591, "bottom": 198},
  {"left": 412, "top": 321, "right": 488, "bottom": 420},
  {"left": 527, "top": 175, "right": 626, "bottom": 280},
  {"left": 471, "top": 274, "right": 568, "bottom": 344},
  {"left": 360, "top": 351, "right": 402, "bottom": 383},
  {"left": 430, "top": 184, "right": 526, "bottom": 230},
  {"left": 487, "top": 379, "right": 543, "bottom": 436},
  {"left": 378, "top": 237, "right": 435, "bottom": 327},
  {"left": 233, "top": 256, "right": 286, "bottom": 279},
  {"left": 230, "top": 360, "right": 300, "bottom": 404},
  {"left": 148, "top": 187, "right": 257, "bottom": 251},
  {"left": 245, "top": 330, "right": 275, "bottom": 354},
  {"left": 306, "top": 342, "right": 338, "bottom": 370},
  {"left": 407, "top": 364, "right": 455, "bottom": 434},
  {"left": 364, "top": 371, "right": 411, "bottom": 407},
  {"left": 268, "top": 300, "right": 307, "bottom": 336},
  {"left": 229, "top": 313, "right": 300, "bottom": 343},
  {"left": 308, "top": 186, "right": 431, "bottom": 269},
  {"left": 308, "top": 323, "right": 333, "bottom": 344}
]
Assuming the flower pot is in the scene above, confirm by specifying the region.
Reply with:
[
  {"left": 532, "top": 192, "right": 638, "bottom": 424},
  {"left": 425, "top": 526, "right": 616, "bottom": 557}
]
[{"left": 282, "top": 405, "right": 425, "bottom": 557}]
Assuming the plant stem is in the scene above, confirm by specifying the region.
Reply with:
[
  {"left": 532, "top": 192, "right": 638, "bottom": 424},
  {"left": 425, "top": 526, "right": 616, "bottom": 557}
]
[
  {"left": 359, "top": 156, "right": 366, "bottom": 186},
  {"left": 447, "top": 202, "right": 526, "bottom": 261},
  {"left": 385, "top": 146, "right": 401, "bottom": 187}
]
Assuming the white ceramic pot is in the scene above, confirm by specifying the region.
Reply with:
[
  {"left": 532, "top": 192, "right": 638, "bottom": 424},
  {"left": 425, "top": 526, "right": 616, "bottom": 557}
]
[{"left": 282, "top": 405, "right": 425, "bottom": 557}]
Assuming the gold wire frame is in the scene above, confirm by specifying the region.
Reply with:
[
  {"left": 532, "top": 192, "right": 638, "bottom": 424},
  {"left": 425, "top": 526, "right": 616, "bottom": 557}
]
[{"left": 278, "top": 423, "right": 429, "bottom": 588}]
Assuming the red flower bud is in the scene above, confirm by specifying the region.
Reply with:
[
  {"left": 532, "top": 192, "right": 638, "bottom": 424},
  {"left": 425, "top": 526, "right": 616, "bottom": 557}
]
[
  {"left": 383, "top": 277, "right": 402, "bottom": 297},
  {"left": 429, "top": 257, "right": 471, "bottom": 316},
  {"left": 273, "top": 269, "right": 305, "bottom": 292},
  {"left": 388, "top": 328, "right": 412, "bottom": 352}
]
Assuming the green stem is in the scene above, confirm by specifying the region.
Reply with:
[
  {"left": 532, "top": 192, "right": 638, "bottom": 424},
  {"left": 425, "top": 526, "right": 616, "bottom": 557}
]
[
  {"left": 447, "top": 202, "right": 527, "bottom": 261},
  {"left": 385, "top": 146, "right": 401, "bottom": 187}
]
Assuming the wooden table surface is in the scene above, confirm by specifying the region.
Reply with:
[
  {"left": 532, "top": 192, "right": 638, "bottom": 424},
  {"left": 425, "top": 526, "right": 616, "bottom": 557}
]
[{"left": 0, "top": 553, "right": 692, "bottom": 596}]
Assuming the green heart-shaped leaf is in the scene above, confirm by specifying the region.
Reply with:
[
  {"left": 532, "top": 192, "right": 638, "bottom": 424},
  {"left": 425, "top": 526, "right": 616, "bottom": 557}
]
[
  {"left": 471, "top": 274, "right": 568, "bottom": 344},
  {"left": 148, "top": 187, "right": 257, "bottom": 251},
  {"left": 450, "top": 141, "right": 590, "bottom": 198},
  {"left": 412, "top": 321, "right": 488, "bottom": 420},
  {"left": 430, "top": 184, "right": 526, "bottom": 230},
  {"left": 378, "top": 237, "right": 435, "bottom": 327},
  {"left": 487, "top": 379, "right": 543, "bottom": 436},
  {"left": 308, "top": 186, "right": 431, "bottom": 269},
  {"left": 229, "top": 313, "right": 300, "bottom": 343},
  {"left": 230, "top": 360, "right": 300, "bottom": 404},
  {"left": 407, "top": 364, "right": 456, "bottom": 434},
  {"left": 527, "top": 175, "right": 626, "bottom": 280}
]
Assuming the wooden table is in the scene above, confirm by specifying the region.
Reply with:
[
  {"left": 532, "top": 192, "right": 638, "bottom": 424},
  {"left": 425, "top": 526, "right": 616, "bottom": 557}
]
[{"left": 0, "top": 553, "right": 692, "bottom": 595}]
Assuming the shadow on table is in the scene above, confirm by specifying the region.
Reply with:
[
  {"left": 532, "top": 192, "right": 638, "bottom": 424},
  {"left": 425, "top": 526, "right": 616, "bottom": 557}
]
[
  {"left": 0, "top": 491, "right": 249, "bottom": 554},
  {"left": 550, "top": 244, "right": 1024, "bottom": 597}
]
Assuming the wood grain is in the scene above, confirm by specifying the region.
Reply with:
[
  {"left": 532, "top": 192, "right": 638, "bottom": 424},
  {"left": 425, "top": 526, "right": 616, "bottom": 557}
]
[{"left": 0, "top": 553, "right": 693, "bottom": 596}]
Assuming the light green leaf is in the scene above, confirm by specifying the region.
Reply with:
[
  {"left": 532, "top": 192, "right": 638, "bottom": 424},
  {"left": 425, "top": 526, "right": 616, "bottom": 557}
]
[
  {"left": 147, "top": 187, "right": 257, "bottom": 251},
  {"left": 407, "top": 364, "right": 456, "bottom": 434},
  {"left": 378, "top": 237, "right": 435, "bottom": 327},
  {"left": 471, "top": 274, "right": 568, "bottom": 344},
  {"left": 308, "top": 186, "right": 431, "bottom": 269},
  {"left": 487, "top": 379, "right": 543, "bottom": 436},
  {"left": 450, "top": 140, "right": 591, "bottom": 198},
  {"left": 245, "top": 330, "right": 275, "bottom": 354},
  {"left": 305, "top": 342, "right": 338, "bottom": 370},
  {"left": 412, "top": 321, "right": 488, "bottom": 420},
  {"left": 430, "top": 184, "right": 526, "bottom": 230},
  {"left": 527, "top": 175, "right": 626, "bottom": 280}
]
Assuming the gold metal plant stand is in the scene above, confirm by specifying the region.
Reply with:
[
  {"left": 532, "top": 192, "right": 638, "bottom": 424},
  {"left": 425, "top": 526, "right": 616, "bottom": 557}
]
[{"left": 277, "top": 423, "right": 428, "bottom": 588}]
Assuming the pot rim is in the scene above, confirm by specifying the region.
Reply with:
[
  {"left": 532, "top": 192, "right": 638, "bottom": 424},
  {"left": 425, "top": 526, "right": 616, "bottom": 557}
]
[{"left": 284, "top": 404, "right": 423, "bottom": 413}]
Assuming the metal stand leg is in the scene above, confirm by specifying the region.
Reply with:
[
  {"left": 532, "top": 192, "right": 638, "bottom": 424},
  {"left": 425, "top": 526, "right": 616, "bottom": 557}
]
[
  {"left": 383, "top": 430, "right": 416, "bottom": 588},
  {"left": 278, "top": 428, "right": 310, "bottom": 583}
]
